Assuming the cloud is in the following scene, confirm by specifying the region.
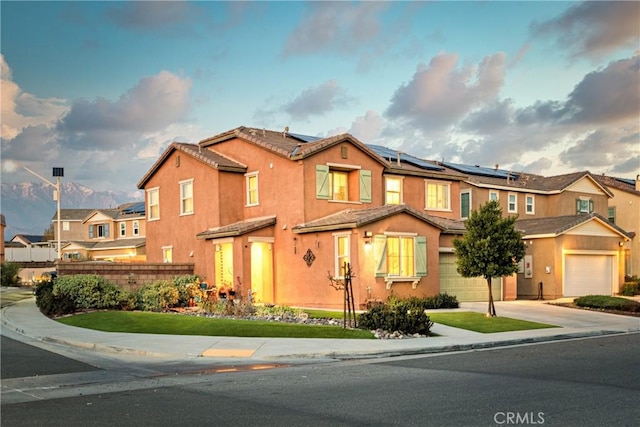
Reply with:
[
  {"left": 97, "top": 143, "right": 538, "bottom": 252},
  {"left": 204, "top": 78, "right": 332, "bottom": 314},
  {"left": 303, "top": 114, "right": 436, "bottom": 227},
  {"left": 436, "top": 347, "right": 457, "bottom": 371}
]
[
  {"left": 348, "top": 110, "right": 386, "bottom": 142},
  {"left": 106, "top": 1, "right": 205, "bottom": 31},
  {"left": 531, "top": 1, "right": 640, "bottom": 60},
  {"left": 56, "top": 71, "right": 192, "bottom": 149},
  {"left": 385, "top": 52, "right": 506, "bottom": 132},
  {"left": 282, "top": 2, "right": 388, "bottom": 56},
  {"left": 563, "top": 56, "right": 640, "bottom": 125},
  {"left": 281, "top": 79, "right": 353, "bottom": 121},
  {"left": 559, "top": 125, "right": 640, "bottom": 174},
  {"left": 1, "top": 54, "right": 68, "bottom": 140}
]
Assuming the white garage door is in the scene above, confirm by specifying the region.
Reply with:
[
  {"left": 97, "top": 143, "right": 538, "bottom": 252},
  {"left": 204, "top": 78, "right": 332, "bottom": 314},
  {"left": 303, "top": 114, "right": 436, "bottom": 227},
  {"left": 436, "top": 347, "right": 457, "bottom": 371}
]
[
  {"left": 439, "top": 253, "right": 502, "bottom": 302},
  {"left": 564, "top": 254, "right": 614, "bottom": 296}
]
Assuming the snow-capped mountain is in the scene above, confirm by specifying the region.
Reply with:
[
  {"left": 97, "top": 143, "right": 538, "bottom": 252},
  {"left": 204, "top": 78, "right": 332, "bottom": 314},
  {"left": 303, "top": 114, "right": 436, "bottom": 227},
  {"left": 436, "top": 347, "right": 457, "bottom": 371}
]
[{"left": 1, "top": 181, "right": 143, "bottom": 239}]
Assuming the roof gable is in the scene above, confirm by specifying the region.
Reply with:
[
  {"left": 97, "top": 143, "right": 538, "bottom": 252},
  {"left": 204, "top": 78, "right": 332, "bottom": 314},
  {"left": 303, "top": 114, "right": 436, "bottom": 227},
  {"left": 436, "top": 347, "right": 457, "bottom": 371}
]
[
  {"left": 516, "top": 213, "right": 631, "bottom": 240},
  {"left": 137, "top": 142, "right": 247, "bottom": 189},
  {"left": 292, "top": 204, "right": 466, "bottom": 234}
]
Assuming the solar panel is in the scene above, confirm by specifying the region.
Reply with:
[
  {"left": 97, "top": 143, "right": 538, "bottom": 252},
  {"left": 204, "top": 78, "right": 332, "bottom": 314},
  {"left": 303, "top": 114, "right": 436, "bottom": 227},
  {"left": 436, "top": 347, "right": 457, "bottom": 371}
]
[
  {"left": 121, "top": 201, "right": 145, "bottom": 214},
  {"left": 368, "top": 144, "right": 444, "bottom": 171},
  {"left": 442, "top": 162, "right": 519, "bottom": 179},
  {"left": 287, "top": 132, "right": 322, "bottom": 143}
]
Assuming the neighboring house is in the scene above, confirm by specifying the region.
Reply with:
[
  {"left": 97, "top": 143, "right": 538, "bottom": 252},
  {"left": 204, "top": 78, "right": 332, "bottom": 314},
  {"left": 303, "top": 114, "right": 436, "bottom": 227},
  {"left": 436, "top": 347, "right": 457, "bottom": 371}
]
[
  {"left": 137, "top": 126, "right": 490, "bottom": 309},
  {"left": 594, "top": 174, "right": 640, "bottom": 278},
  {"left": 441, "top": 163, "right": 633, "bottom": 299},
  {"left": 56, "top": 203, "right": 146, "bottom": 262},
  {"left": 5, "top": 234, "right": 57, "bottom": 262}
]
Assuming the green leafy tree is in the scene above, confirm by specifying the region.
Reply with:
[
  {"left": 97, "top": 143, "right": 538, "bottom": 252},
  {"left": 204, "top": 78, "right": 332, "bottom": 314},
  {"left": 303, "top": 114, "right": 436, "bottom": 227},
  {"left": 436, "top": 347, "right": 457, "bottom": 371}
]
[{"left": 453, "top": 200, "right": 526, "bottom": 317}]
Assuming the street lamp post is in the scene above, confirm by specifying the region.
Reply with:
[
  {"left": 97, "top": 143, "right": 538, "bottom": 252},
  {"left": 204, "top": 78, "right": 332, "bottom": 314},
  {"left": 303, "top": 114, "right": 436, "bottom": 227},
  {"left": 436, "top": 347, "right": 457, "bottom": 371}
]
[{"left": 23, "top": 166, "right": 64, "bottom": 260}]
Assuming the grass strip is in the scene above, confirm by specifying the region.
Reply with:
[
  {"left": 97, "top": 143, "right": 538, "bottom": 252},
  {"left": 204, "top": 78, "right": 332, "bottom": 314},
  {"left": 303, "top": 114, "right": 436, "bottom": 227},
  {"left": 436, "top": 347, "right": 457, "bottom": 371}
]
[
  {"left": 56, "top": 311, "right": 374, "bottom": 339},
  {"left": 429, "top": 311, "right": 558, "bottom": 333}
]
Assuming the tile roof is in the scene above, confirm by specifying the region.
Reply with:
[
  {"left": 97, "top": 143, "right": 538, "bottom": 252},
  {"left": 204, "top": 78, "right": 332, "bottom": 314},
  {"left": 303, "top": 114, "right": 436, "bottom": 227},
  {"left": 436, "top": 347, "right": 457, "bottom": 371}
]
[
  {"left": 594, "top": 174, "right": 640, "bottom": 195},
  {"left": 447, "top": 165, "right": 614, "bottom": 196},
  {"left": 64, "top": 237, "right": 146, "bottom": 250},
  {"left": 515, "top": 213, "right": 632, "bottom": 239},
  {"left": 292, "top": 204, "right": 466, "bottom": 234},
  {"left": 196, "top": 215, "right": 277, "bottom": 240},
  {"left": 137, "top": 142, "right": 247, "bottom": 189}
]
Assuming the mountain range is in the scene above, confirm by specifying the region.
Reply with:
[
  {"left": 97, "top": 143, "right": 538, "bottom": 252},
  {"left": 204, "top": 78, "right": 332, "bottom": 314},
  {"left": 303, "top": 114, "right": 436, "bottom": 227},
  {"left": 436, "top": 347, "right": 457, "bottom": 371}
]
[{"left": 1, "top": 181, "right": 143, "bottom": 239}]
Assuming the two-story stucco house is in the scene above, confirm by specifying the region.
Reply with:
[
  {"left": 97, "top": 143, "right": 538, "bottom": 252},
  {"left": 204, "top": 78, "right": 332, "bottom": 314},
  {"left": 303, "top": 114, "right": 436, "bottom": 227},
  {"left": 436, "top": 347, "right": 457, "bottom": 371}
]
[
  {"left": 594, "top": 174, "right": 640, "bottom": 278},
  {"left": 441, "top": 163, "right": 633, "bottom": 299},
  {"left": 55, "top": 203, "right": 146, "bottom": 262},
  {"left": 137, "top": 126, "right": 499, "bottom": 309}
]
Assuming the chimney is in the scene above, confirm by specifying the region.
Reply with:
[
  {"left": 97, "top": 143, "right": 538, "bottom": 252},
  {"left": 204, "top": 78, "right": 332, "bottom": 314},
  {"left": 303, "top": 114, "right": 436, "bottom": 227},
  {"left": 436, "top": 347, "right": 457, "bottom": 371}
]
[
  {"left": 396, "top": 151, "right": 402, "bottom": 166},
  {"left": 495, "top": 164, "right": 499, "bottom": 171},
  {"left": 636, "top": 174, "right": 640, "bottom": 191}
]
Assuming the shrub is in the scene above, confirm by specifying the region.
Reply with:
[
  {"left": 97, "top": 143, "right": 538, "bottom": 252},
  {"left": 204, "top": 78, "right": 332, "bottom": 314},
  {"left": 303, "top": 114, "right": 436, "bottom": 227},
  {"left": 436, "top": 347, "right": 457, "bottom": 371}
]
[
  {"left": 53, "top": 274, "right": 132, "bottom": 310},
  {"left": 620, "top": 282, "right": 639, "bottom": 296},
  {"left": 387, "top": 293, "right": 459, "bottom": 310},
  {"left": 135, "top": 280, "right": 180, "bottom": 312},
  {"left": 358, "top": 304, "right": 433, "bottom": 335},
  {"left": 1, "top": 262, "right": 21, "bottom": 287},
  {"left": 173, "top": 275, "right": 205, "bottom": 306},
  {"left": 35, "top": 280, "right": 76, "bottom": 316},
  {"left": 574, "top": 295, "right": 640, "bottom": 313}
]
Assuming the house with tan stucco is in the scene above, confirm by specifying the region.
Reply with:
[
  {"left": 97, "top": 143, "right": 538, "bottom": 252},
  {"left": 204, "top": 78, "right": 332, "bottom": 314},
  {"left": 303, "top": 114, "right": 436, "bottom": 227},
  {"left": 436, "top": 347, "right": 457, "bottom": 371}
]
[{"left": 441, "top": 164, "right": 633, "bottom": 299}]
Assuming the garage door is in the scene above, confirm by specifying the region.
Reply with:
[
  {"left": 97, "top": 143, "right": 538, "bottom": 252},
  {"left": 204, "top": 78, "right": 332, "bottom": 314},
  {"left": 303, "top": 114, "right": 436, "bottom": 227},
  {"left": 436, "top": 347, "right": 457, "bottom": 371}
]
[
  {"left": 439, "top": 253, "right": 502, "bottom": 302},
  {"left": 564, "top": 254, "right": 614, "bottom": 296}
]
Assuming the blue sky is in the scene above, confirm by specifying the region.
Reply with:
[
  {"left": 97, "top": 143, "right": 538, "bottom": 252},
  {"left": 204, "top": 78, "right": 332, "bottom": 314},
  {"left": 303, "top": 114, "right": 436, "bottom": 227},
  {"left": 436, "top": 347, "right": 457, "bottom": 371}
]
[{"left": 1, "top": 1, "right": 639, "bottom": 194}]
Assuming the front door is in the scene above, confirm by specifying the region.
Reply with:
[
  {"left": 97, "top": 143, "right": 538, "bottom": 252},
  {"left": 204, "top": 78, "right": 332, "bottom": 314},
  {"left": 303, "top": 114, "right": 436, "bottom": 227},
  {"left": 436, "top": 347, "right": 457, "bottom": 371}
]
[{"left": 251, "top": 242, "right": 273, "bottom": 304}]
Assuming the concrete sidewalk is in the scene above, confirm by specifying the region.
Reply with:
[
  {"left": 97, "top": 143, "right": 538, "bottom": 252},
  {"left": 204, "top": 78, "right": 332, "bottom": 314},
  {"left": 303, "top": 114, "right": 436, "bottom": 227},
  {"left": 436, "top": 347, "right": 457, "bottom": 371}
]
[{"left": 1, "top": 297, "right": 638, "bottom": 361}]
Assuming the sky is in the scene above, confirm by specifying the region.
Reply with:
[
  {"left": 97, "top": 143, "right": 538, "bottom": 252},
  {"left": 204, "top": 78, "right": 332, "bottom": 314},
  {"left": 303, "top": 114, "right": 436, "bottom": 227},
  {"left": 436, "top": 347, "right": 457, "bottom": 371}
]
[{"left": 1, "top": 1, "right": 639, "bottom": 195}]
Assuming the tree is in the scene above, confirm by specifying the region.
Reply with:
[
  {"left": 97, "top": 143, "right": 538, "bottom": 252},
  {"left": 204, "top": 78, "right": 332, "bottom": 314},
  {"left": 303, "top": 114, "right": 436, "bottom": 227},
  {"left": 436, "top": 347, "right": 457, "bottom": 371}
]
[{"left": 453, "top": 200, "right": 526, "bottom": 317}]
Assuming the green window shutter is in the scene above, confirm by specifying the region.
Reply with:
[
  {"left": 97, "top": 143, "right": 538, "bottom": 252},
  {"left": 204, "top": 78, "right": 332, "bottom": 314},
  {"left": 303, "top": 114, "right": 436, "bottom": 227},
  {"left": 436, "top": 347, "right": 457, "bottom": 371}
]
[
  {"left": 415, "top": 236, "right": 427, "bottom": 277},
  {"left": 374, "top": 235, "right": 387, "bottom": 277},
  {"left": 461, "top": 193, "right": 470, "bottom": 218},
  {"left": 359, "top": 169, "right": 372, "bottom": 203},
  {"left": 316, "top": 164, "right": 330, "bottom": 199},
  {"left": 104, "top": 223, "right": 110, "bottom": 237},
  {"left": 576, "top": 199, "right": 580, "bottom": 214},
  {"left": 88, "top": 225, "right": 94, "bottom": 239},
  {"left": 589, "top": 200, "right": 594, "bottom": 213}
]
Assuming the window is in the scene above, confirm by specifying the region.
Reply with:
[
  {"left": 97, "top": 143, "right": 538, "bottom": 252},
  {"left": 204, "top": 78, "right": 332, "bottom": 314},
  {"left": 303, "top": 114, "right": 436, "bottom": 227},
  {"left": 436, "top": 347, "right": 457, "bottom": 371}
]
[
  {"left": 246, "top": 172, "right": 259, "bottom": 206},
  {"left": 120, "top": 222, "right": 126, "bottom": 237},
  {"left": 62, "top": 221, "right": 70, "bottom": 231},
  {"left": 489, "top": 191, "right": 499, "bottom": 201},
  {"left": 133, "top": 220, "right": 139, "bottom": 236},
  {"left": 315, "top": 165, "right": 371, "bottom": 203},
  {"left": 88, "top": 223, "right": 109, "bottom": 239},
  {"left": 525, "top": 195, "right": 535, "bottom": 215},
  {"left": 147, "top": 188, "right": 160, "bottom": 220},
  {"left": 334, "top": 234, "right": 350, "bottom": 278},
  {"left": 576, "top": 198, "right": 594, "bottom": 214},
  {"left": 608, "top": 207, "right": 616, "bottom": 224},
  {"left": 508, "top": 193, "right": 517, "bottom": 213},
  {"left": 385, "top": 177, "right": 403, "bottom": 205},
  {"left": 329, "top": 171, "right": 348, "bottom": 201},
  {"left": 426, "top": 181, "right": 450, "bottom": 211},
  {"left": 460, "top": 190, "right": 471, "bottom": 219},
  {"left": 180, "top": 179, "right": 194, "bottom": 215},
  {"left": 374, "top": 234, "right": 427, "bottom": 280},
  {"left": 162, "top": 246, "right": 173, "bottom": 263}
]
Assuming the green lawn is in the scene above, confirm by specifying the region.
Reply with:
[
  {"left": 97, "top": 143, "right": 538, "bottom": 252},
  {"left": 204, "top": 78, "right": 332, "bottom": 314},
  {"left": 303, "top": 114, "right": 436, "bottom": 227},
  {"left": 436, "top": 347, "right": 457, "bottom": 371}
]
[
  {"left": 428, "top": 312, "right": 558, "bottom": 333},
  {"left": 56, "top": 311, "right": 374, "bottom": 339}
]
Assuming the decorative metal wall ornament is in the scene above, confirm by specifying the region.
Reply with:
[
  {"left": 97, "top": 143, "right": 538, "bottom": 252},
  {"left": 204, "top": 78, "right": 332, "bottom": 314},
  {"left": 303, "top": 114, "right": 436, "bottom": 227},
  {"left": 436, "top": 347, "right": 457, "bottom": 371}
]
[{"left": 303, "top": 248, "right": 316, "bottom": 267}]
